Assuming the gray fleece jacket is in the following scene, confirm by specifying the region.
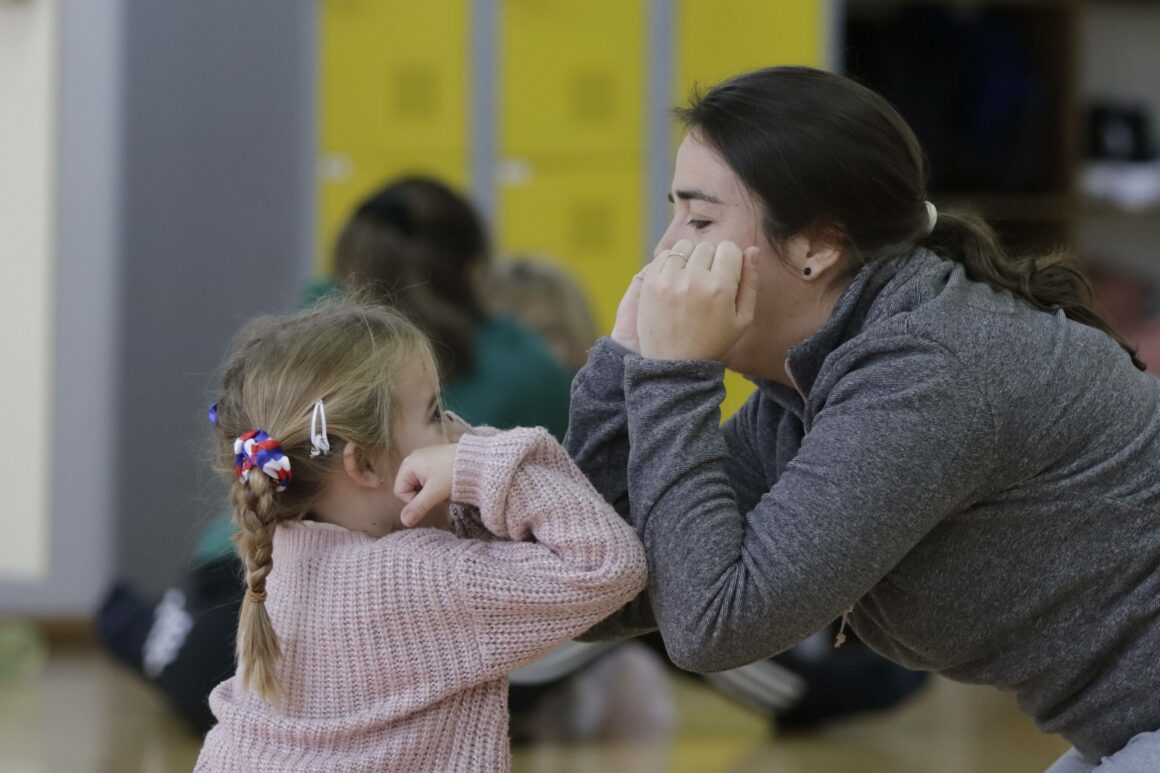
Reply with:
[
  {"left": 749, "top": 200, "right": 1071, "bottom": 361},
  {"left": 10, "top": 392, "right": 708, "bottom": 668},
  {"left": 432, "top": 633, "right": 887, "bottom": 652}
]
[{"left": 565, "top": 248, "right": 1160, "bottom": 759}]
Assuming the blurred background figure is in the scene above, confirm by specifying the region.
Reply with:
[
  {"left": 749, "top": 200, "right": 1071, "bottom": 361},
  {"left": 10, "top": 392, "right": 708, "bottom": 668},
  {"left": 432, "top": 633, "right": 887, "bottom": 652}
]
[
  {"left": 485, "top": 256, "right": 601, "bottom": 373},
  {"left": 328, "top": 177, "right": 573, "bottom": 438}
]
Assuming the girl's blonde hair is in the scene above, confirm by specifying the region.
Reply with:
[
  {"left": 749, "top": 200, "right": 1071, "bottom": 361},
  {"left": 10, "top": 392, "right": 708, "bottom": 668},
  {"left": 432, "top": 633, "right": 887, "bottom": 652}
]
[
  {"left": 485, "top": 256, "right": 599, "bottom": 372},
  {"left": 210, "top": 301, "right": 435, "bottom": 702}
]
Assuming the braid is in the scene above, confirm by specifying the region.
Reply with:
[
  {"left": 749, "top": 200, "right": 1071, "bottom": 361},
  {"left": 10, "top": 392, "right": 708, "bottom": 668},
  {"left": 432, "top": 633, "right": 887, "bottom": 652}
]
[{"left": 232, "top": 472, "right": 283, "bottom": 702}]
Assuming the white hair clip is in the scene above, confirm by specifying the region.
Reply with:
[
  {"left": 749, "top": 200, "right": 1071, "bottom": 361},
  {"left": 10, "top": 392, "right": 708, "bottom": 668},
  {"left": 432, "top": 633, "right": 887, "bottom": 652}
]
[
  {"left": 310, "top": 399, "right": 330, "bottom": 457},
  {"left": 924, "top": 201, "right": 938, "bottom": 236}
]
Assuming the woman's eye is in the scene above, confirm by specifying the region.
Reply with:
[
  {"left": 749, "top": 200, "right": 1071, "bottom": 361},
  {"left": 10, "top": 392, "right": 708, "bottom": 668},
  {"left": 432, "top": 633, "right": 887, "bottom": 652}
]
[{"left": 687, "top": 219, "right": 711, "bottom": 230}]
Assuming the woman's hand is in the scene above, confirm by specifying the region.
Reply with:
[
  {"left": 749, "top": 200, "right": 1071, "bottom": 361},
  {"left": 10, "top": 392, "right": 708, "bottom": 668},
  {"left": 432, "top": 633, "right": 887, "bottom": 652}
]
[
  {"left": 637, "top": 240, "right": 759, "bottom": 361},
  {"left": 612, "top": 240, "right": 693, "bottom": 353},
  {"left": 394, "top": 443, "right": 458, "bottom": 527}
]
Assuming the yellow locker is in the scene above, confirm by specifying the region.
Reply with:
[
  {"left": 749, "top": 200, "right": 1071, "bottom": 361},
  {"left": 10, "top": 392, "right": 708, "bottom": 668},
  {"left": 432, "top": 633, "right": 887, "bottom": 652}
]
[
  {"left": 675, "top": 0, "right": 824, "bottom": 101},
  {"left": 318, "top": 0, "right": 470, "bottom": 270},
  {"left": 498, "top": 0, "right": 647, "bottom": 334},
  {"left": 500, "top": 0, "right": 645, "bottom": 160},
  {"left": 498, "top": 161, "right": 642, "bottom": 331},
  {"left": 675, "top": 0, "right": 825, "bottom": 418}
]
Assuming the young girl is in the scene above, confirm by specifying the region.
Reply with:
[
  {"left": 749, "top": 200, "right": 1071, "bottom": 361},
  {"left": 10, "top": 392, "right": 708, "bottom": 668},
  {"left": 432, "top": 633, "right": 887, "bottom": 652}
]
[{"left": 194, "top": 302, "right": 646, "bottom": 772}]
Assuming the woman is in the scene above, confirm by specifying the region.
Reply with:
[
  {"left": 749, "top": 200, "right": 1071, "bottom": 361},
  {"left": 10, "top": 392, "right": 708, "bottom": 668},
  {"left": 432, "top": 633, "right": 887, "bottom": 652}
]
[{"left": 566, "top": 66, "right": 1160, "bottom": 772}]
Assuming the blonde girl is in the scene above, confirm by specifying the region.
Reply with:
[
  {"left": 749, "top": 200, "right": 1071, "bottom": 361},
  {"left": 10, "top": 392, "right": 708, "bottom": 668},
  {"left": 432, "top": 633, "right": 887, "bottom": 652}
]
[{"left": 195, "top": 302, "right": 645, "bottom": 772}]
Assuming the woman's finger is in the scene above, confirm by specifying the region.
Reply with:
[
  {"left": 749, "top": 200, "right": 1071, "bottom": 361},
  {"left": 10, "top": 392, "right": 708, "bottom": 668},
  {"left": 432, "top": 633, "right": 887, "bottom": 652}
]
[
  {"left": 710, "top": 241, "right": 744, "bottom": 286},
  {"left": 737, "top": 247, "right": 760, "bottom": 321},
  {"left": 669, "top": 239, "right": 694, "bottom": 260},
  {"left": 655, "top": 239, "right": 694, "bottom": 272},
  {"left": 686, "top": 240, "right": 717, "bottom": 273}
]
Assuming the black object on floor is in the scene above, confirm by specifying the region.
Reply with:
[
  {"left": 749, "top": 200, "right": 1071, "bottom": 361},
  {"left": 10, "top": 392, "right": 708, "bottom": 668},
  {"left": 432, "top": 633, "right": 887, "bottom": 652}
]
[{"left": 97, "top": 558, "right": 243, "bottom": 735}]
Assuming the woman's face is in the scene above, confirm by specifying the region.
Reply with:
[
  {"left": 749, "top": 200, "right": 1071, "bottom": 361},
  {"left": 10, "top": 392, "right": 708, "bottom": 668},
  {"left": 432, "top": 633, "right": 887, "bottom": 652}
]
[{"left": 655, "top": 133, "right": 813, "bottom": 377}]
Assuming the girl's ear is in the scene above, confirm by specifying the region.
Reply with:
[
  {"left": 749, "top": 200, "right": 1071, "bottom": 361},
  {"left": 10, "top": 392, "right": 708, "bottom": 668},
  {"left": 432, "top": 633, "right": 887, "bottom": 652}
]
[{"left": 342, "top": 444, "right": 384, "bottom": 488}]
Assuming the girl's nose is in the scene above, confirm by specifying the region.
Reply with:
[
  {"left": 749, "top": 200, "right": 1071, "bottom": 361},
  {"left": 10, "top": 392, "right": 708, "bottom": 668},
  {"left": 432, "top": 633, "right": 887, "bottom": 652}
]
[{"left": 442, "top": 410, "right": 469, "bottom": 442}]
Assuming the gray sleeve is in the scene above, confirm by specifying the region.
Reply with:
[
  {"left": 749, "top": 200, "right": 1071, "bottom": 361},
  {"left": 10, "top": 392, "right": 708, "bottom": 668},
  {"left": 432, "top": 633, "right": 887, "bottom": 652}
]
[
  {"left": 565, "top": 337, "right": 658, "bottom": 640},
  {"left": 623, "top": 336, "right": 994, "bottom": 672},
  {"left": 721, "top": 393, "right": 774, "bottom": 515},
  {"left": 564, "top": 338, "right": 634, "bottom": 522}
]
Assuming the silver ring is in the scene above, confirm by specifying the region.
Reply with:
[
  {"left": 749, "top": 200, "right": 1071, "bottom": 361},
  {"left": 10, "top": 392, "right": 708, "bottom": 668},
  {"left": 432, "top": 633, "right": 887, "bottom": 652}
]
[{"left": 667, "top": 250, "right": 689, "bottom": 261}]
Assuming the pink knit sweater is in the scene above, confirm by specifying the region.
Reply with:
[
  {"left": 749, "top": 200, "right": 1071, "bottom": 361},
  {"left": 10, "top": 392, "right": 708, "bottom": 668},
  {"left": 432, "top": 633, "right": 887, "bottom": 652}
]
[{"left": 195, "top": 428, "right": 646, "bottom": 772}]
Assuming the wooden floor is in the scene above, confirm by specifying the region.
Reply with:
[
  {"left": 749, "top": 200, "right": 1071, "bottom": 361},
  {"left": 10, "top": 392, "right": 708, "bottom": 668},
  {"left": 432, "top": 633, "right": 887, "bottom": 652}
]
[{"left": 0, "top": 643, "right": 1070, "bottom": 773}]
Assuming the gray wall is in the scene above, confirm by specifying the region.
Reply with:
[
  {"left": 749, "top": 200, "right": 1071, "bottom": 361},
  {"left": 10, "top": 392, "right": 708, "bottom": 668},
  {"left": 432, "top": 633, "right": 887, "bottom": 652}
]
[
  {"left": 0, "top": 0, "right": 316, "bottom": 613},
  {"left": 114, "top": 0, "right": 316, "bottom": 593}
]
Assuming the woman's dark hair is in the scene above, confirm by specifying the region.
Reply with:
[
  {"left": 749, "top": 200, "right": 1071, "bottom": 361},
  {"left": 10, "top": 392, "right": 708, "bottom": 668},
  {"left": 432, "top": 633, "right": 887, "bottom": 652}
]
[
  {"left": 676, "top": 66, "right": 1143, "bottom": 370},
  {"left": 334, "top": 176, "right": 489, "bottom": 379}
]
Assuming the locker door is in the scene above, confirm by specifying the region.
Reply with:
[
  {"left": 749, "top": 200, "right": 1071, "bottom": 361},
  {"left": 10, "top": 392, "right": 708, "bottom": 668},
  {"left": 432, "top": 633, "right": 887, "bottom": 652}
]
[
  {"left": 498, "top": 0, "right": 646, "bottom": 332},
  {"left": 318, "top": 0, "right": 471, "bottom": 270}
]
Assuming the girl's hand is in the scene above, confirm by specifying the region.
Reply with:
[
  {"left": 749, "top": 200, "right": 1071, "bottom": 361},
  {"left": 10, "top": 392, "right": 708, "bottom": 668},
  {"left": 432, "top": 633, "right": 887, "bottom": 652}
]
[
  {"left": 638, "top": 240, "right": 759, "bottom": 361},
  {"left": 612, "top": 240, "right": 693, "bottom": 353},
  {"left": 394, "top": 443, "right": 458, "bottom": 527}
]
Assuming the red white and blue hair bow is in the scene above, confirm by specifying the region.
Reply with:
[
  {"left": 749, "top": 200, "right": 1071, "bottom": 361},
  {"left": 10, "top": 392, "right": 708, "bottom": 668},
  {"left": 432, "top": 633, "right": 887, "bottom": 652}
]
[{"left": 234, "top": 430, "right": 292, "bottom": 491}]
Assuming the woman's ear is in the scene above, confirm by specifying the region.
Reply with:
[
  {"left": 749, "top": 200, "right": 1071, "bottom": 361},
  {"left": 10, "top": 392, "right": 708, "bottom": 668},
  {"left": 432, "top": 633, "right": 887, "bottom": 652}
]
[
  {"left": 793, "top": 224, "right": 846, "bottom": 281},
  {"left": 342, "top": 443, "right": 385, "bottom": 488}
]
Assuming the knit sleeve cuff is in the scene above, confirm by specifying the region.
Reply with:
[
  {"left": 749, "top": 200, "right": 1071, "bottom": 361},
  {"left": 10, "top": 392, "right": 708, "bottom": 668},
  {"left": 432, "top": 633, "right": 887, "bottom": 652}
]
[
  {"left": 451, "top": 428, "right": 552, "bottom": 537},
  {"left": 579, "top": 338, "right": 632, "bottom": 399},
  {"left": 451, "top": 433, "right": 495, "bottom": 509}
]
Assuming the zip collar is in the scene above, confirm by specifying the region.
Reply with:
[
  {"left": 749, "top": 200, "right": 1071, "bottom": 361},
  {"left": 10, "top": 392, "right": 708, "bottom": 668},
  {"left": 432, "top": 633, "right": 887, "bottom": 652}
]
[{"left": 755, "top": 250, "right": 938, "bottom": 410}]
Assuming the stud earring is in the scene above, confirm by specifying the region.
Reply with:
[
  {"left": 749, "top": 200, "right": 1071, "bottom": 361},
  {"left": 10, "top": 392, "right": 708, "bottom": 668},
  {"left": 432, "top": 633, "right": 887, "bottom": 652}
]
[{"left": 803, "top": 266, "right": 813, "bottom": 277}]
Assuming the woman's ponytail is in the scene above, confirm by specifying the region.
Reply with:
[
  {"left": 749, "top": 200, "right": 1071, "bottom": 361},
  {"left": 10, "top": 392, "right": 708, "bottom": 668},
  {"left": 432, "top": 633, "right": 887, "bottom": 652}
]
[{"left": 925, "top": 210, "right": 1145, "bottom": 371}]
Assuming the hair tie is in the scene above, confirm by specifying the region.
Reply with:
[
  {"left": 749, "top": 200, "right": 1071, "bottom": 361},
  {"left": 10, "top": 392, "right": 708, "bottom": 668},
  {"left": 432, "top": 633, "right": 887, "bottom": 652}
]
[
  {"left": 208, "top": 402, "right": 219, "bottom": 426},
  {"left": 234, "top": 430, "right": 293, "bottom": 491},
  {"left": 310, "top": 400, "right": 330, "bottom": 457},
  {"left": 924, "top": 201, "right": 938, "bottom": 236},
  {"left": 246, "top": 588, "right": 267, "bottom": 605}
]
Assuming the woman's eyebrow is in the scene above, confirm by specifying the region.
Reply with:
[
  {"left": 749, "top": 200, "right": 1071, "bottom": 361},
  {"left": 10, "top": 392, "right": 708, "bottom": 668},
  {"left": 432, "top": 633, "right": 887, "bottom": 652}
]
[{"left": 668, "top": 189, "right": 725, "bottom": 205}]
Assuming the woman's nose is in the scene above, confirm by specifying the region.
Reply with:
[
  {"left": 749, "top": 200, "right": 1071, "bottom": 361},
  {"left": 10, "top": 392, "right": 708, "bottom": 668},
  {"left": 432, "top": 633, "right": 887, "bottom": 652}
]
[{"left": 654, "top": 227, "right": 678, "bottom": 258}]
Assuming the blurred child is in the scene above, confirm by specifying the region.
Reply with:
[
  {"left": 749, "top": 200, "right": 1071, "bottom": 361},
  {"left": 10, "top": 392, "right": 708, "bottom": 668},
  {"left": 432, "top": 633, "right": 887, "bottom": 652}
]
[
  {"left": 485, "top": 256, "right": 600, "bottom": 373},
  {"left": 194, "top": 302, "right": 645, "bottom": 772}
]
